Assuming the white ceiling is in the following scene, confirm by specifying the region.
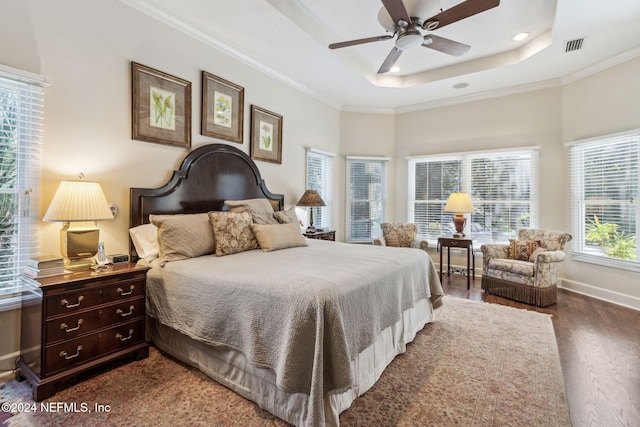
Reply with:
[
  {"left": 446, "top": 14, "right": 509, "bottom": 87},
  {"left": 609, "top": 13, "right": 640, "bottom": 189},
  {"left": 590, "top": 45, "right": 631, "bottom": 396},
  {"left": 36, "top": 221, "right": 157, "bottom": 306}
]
[{"left": 121, "top": 0, "right": 640, "bottom": 113}]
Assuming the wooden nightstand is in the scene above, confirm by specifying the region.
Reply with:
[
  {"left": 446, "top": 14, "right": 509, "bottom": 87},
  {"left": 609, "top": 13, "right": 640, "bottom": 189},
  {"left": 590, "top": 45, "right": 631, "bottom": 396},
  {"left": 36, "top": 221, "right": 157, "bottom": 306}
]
[
  {"left": 16, "top": 263, "right": 150, "bottom": 401},
  {"left": 303, "top": 229, "right": 336, "bottom": 241}
]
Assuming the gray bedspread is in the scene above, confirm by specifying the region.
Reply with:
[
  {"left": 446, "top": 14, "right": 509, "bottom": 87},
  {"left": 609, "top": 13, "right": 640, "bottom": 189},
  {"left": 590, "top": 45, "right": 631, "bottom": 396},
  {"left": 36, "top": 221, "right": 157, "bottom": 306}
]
[{"left": 145, "top": 238, "right": 443, "bottom": 424}]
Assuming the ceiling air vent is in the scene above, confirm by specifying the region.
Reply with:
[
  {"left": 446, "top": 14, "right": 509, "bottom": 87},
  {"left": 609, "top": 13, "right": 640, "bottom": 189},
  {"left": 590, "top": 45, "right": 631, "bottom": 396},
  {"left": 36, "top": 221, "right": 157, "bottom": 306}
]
[{"left": 565, "top": 38, "right": 585, "bottom": 53}]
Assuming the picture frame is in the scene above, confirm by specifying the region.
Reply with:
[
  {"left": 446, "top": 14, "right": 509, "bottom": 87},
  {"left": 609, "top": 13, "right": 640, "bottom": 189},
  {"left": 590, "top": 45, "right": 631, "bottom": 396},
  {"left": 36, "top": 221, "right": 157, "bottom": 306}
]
[
  {"left": 250, "top": 105, "right": 282, "bottom": 164},
  {"left": 131, "top": 62, "right": 191, "bottom": 148},
  {"left": 201, "top": 71, "right": 244, "bottom": 143}
]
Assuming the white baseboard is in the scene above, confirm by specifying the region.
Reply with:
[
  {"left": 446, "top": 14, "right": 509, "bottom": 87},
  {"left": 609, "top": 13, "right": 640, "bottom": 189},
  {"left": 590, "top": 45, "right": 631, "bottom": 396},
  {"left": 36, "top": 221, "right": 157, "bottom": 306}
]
[
  {"left": 559, "top": 278, "right": 640, "bottom": 311},
  {"left": 0, "top": 349, "right": 20, "bottom": 382}
]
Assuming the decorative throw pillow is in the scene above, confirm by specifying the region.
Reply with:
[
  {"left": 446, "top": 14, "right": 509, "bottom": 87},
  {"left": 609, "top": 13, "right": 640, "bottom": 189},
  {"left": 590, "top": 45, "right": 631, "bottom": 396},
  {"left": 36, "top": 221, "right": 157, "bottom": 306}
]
[
  {"left": 225, "top": 198, "right": 278, "bottom": 225},
  {"left": 385, "top": 233, "right": 400, "bottom": 247},
  {"left": 251, "top": 223, "right": 307, "bottom": 252},
  {"left": 150, "top": 213, "right": 215, "bottom": 264},
  {"left": 129, "top": 223, "right": 160, "bottom": 262},
  {"left": 508, "top": 239, "right": 541, "bottom": 261},
  {"left": 273, "top": 206, "right": 301, "bottom": 231},
  {"left": 381, "top": 223, "right": 418, "bottom": 248},
  {"left": 209, "top": 211, "right": 259, "bottom": 256}
]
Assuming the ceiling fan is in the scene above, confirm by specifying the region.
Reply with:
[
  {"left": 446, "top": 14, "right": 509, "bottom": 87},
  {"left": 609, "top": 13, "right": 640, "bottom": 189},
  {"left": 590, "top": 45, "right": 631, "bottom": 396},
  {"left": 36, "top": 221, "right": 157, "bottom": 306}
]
[{"left": 328, "top": 0, "right": 501, "bottom": 74}]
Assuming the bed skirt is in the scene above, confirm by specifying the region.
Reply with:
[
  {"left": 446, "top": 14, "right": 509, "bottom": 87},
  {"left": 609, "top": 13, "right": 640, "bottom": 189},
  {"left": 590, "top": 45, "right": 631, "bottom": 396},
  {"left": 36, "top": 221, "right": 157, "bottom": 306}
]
[
  {"left": 146, "top": 297, "right": 435, "bottom": 426},
  {"left": 481, "top": 276, "right": 557, "bottom": 306}
]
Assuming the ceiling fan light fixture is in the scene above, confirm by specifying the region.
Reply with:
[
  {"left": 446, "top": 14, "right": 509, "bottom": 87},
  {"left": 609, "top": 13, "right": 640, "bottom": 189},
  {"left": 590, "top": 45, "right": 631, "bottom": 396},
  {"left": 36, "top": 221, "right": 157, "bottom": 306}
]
[{"left": 395, "top": 30, "right": 424, "bottom": 50}]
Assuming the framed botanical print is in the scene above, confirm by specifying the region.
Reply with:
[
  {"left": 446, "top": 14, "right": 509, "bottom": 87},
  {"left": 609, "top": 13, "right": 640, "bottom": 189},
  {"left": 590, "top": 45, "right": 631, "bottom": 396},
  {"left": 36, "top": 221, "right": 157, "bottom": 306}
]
[
  {"left": 250, "top": 105, "right": 282, "bottom": 164},
  {"left": 201, "top": 71, "right": 244, "bottom": 143},
  {"left": 131, "top": 62, "right": 191, "bottom": 148}
]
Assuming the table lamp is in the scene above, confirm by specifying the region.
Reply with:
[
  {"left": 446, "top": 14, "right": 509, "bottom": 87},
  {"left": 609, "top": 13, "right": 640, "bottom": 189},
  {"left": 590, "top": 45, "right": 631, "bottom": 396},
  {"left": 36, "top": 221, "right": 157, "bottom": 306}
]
[
  {"left": 43, "top": 180, "right": 114, "bottom": 269},
  {"left": 444, "top": 192, "right": 474, "bottom": 237},
  {"left": 296, "top": 190, "right": 326, "bottom": 233}
]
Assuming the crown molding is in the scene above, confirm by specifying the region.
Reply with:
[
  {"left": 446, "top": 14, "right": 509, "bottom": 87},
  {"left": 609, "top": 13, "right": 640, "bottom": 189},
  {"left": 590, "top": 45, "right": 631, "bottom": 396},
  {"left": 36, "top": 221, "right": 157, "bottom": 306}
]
[
  {"left": 119, "top": 0, "right": 341, "bottom": 110},
  {"left": 561, "top": 46, "right": 640, "bottom": 85}
]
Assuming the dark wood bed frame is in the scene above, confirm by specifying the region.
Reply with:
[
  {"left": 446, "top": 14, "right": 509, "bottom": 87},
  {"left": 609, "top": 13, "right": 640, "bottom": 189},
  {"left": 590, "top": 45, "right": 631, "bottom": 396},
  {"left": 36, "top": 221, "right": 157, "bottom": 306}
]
[{"left": 129, "top": 143, "right": 284, "bottom": 259}]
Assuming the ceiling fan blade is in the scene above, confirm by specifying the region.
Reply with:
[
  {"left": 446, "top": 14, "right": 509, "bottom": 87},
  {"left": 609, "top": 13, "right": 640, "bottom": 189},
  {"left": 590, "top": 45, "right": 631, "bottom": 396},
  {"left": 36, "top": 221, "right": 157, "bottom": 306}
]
[
  {"left": 422, "top": 35, "right": 470, "bottom": 57},
  {"left": 381, "top": 0, "right": 411, "bottom": 26},
  {"left": 377, "top": 47, "right": 403, "bottom": 74},
  {"left": 329, "top": 35, "right": 393, "bottom": 50},
  {"left": 423, "top": 0, "right": 500, "bottom": 30}
]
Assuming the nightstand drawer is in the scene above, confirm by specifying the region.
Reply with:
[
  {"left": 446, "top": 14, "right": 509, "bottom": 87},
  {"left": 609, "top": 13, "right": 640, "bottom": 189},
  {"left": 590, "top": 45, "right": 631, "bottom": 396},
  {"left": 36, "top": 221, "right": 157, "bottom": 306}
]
[
  {"left": 102, "top": 278, "right": 145, "bottom": 301},
  {"left": 45, "top": 290, "right": 103, "bottom": 317},
  {"left": 99, "top": 298, "right": 145, "bottom": 327},
  {"left": 45, "top": 334, "right": 101, "bottom": 376},
  {"left": 46, "top": 311, "right": 101, "bottom": 343},
  {"left": 99, "top": 319, "right": 145, "bottom": 354}
]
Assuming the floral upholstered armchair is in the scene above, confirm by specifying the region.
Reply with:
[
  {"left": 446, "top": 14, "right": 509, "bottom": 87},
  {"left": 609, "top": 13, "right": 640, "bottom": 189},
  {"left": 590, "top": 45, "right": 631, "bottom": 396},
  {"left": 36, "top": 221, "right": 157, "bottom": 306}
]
[
  {"left": 480, "top": 228, "right": 572, "bottom": 307},
  {"left": 373, "top": 223, "right": 428, "bottom": 252}
]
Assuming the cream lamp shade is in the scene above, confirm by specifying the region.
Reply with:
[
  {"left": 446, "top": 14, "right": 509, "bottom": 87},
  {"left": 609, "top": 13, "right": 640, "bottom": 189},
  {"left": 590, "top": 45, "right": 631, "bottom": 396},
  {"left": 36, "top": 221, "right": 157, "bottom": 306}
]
[
  {"left": 296, "top": 190, "right": 326, "bottom": 233},
  {"left": 444, "top": 192, "right": 474, "bottom": 237},
  {"left": 43, "top": 180, "right": 113, "bottom": 268}
]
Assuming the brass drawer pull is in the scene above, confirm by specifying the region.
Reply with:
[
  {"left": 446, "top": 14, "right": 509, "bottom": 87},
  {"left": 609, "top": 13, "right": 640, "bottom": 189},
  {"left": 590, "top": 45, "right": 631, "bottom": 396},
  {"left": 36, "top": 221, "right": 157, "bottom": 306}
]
[
  {"left": 60, "top": 318, "right": 83, "bottom": 332},
  {"left": 60, "top": 296, "right": 84, "bottom": 308},
  {"left": 117, "top": 285, "right": 135, "bottom": 296},
  {"left": 116, "top": 305, "right": 135, "bottom": 317},
  {"left": 116, "top": 329, "right": 134, "bottom": 342},
  {"left": 60, "top": 345, "right": 83, "bottom": 360}
]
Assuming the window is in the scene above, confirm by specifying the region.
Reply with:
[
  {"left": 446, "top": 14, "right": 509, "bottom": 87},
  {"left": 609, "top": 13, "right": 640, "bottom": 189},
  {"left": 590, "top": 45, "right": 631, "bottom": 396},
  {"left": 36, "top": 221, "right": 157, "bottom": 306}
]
[
  {"left": 408, "top": 148, "right": 538, "bottom": 245},
  {"left": 346, "top": 157, "right": 388, "bottom": 242},
  {"left": 567, "top": 130, "right": 639, "bottom": 271},
  {"left": 0, "top": 65, "right": 44, "bottom": 302},
  {"left": 305, "top": 148, "right": 334, "bottom": 230}
]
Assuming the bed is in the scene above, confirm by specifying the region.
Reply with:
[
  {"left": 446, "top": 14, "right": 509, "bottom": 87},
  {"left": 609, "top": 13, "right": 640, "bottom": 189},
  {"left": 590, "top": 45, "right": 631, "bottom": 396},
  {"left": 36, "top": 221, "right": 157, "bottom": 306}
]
[{"left": 129, "top": 143, "right": 444, "bottom": 426}]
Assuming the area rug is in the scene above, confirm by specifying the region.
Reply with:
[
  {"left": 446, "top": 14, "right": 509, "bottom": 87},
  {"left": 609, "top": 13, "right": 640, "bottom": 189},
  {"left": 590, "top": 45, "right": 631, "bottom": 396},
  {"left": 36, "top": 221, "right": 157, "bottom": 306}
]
[{"left": 0, "top": 296, "right": 570, "bottom": 426}]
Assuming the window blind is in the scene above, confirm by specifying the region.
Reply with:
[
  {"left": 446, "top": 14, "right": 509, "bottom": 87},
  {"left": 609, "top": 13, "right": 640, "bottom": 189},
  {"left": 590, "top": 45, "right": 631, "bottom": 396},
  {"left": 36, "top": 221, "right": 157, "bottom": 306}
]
[
  {"left": 0, "top": 67, "right": 44, "bottom": 297},
  {"left": 567, "top": 130, "right": 639, "bottom": 269},
  {"left": 346, "top": 157, "right": 388, "bottom": 242},
  {"left": 408, "top": 156, "right": 462, "bottom": 241},
  {"left": 408, "top": 148, "right": 538, "bottom": 244},
  {"left": 305, "top": 148, "right": 334, "bottom": 229}
]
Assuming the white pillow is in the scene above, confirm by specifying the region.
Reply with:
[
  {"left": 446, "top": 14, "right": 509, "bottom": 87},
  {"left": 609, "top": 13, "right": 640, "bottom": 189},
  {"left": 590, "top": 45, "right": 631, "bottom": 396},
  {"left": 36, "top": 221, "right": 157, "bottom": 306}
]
[{"left": 129, "top": 223, "right": 159, "bottom": 262}]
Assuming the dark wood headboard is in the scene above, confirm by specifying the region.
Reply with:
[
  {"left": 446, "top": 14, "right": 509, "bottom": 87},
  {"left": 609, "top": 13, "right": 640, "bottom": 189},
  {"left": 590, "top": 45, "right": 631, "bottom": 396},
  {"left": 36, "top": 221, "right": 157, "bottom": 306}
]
[{"left": 129, "top": 143, "right": 284, "bottom": 258}]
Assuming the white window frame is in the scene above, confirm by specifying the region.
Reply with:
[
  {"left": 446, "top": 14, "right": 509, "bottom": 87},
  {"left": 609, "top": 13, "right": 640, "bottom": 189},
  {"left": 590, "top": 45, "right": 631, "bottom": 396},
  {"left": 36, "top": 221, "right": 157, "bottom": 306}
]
[
  {"left": 566, "top": 129, "right": 639, "bottom": 272},
  {"left": 408, "top": 147, "right": 539, "bottom": 246},
  {"left": 0, "top": 64, "right": 45, "bottom": 310},
  {"left": 346, "top": 156, "right": 389, "bottom": 243},
  {"left": 305, "top": 148, "right": 334, "bottom": 230}
]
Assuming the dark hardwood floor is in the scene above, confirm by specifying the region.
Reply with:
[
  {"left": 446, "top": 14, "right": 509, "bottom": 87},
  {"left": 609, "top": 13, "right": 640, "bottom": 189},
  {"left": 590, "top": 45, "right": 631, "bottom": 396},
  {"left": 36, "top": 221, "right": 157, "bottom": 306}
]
[{"left": 441, "top": 273, "right": 640, "bottom": 427}]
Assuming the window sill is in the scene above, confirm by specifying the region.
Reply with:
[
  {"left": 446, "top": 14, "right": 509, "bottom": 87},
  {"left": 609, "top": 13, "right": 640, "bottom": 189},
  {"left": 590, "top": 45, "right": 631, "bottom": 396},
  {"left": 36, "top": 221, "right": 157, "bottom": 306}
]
[{"left": 569, "top": 251, "right": 640, "bottom": 273}]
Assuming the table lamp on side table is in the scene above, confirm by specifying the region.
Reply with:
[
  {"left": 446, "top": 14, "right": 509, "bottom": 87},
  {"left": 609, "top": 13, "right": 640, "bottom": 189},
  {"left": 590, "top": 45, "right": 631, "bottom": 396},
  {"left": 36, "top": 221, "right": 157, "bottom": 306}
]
[
  {"left": 444, "top": 192, "right": 474, "bottom": 238},
  {"left": 296, "top": 190, "right": 326, "bottom": 233},
  {"left": 43, "top": 179, "right": 114, "bottom": 269}
]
